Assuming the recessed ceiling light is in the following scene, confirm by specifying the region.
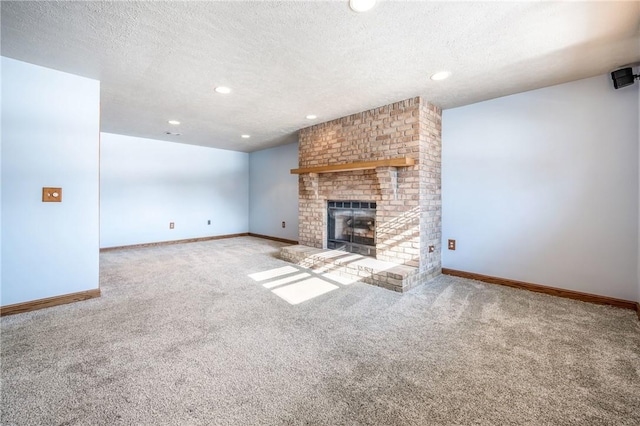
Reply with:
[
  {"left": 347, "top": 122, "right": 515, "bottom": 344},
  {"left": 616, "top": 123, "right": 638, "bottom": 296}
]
[
  {"left": 306, "top": 115, "right": 317, "bottom": 120},
  {"left": 349, "top": 0, "right": 376, "bottom": 12},
  {"left": 214, "top": 86, "right": 231, "bottom": 94},
  {"left": 241, "top": 134, "right": 251, "bottom": 139},
  {"left": 168, "top": 120, "right": 180, "bottom": 125},
  {"left": 430, "top": 71, "right": 451, "bottom": 81}
]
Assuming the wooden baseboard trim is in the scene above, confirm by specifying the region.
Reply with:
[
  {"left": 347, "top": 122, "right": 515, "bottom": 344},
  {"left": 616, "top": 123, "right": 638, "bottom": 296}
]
[
  {"left": 247, "top": 233, "right": 299, "bottom": 245},
  {"left": 1, "top": 289, "right": 101, "bottom": 317},
  {"left": 442, "top": 268, "right": 637, "bottom": 311},
  {"left": 100, "top": 233, "right": 250, "bottom": 252}
]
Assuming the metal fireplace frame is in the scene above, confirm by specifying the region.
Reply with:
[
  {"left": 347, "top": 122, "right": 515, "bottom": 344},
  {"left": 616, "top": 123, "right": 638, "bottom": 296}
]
[{"left": 327, "top": 200, "right": 376, "bottom": 257}]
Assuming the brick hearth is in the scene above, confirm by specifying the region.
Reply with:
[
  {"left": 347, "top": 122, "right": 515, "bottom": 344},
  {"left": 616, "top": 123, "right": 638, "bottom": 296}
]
[{"left": 283, "top": 97, "right": 442, "bottom": 292}]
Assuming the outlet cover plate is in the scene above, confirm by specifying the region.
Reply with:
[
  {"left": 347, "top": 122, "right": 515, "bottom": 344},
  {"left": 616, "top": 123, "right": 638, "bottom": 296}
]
[{"left": 42, "top": 187, "right": 62, "bottom": 202}]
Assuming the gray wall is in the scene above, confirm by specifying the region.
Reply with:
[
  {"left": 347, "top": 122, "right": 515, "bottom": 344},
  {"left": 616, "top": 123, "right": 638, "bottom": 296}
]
[
  {"left": 1, "top": 57, "right": 100, "bottom": 306},
  {"left": 100, "top": 133, "right": 249, "bottom": 248},
  {"left": 248, "top": 142, "right": 299, "bottom": 241},
  {"left": 442, "top": 74, "right": 639, "bottom": 301}
]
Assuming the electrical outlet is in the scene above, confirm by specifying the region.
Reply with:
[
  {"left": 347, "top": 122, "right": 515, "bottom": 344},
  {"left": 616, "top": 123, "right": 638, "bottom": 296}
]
[
  {"left": 448, "top": 239, "right": 456, "bottom": 250},
  {"left": 170, "top": 222, "right": 174, "bottom": 229},
  {"left": 428, "top": 245, "right": 435, "bottom": 253},
  {"left": 42, "top": 187, "right": 62, "bottom": 202},
  {"left": 282, "top": 221, "right": 286, "bottom": 228},
  {"left": 207, "top": 220, "right": 211, "bottom": 225}
]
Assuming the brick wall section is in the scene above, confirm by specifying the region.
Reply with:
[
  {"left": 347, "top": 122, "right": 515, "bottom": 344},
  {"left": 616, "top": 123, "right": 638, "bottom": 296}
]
[
  {"left": 419, "top": 102, "right": 443, "bottom": 280},
  {"left": 297, "top": 97, "right": 442, "bottom": 288}
]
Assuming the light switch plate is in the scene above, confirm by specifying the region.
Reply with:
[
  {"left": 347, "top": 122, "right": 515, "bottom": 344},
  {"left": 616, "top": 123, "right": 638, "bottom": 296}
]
[{"left": 42, "top": 187, "right": 62, "bottom": 202}]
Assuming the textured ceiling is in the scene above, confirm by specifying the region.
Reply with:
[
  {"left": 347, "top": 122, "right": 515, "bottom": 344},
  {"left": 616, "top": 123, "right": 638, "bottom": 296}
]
[{"left": 2, "top": 1, "right": 639, "bottom": 152}]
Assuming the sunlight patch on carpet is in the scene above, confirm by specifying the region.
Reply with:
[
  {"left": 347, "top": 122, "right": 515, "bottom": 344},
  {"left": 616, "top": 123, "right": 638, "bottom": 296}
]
[
  {"left": 271, "top": 278, "right": 339, "bottom": 305},
  {"left": 262, "top": 273, "right": 311, "bottom": 289},
  {"left": 248, "top": 266, "right": 299, "bottom": 282}
]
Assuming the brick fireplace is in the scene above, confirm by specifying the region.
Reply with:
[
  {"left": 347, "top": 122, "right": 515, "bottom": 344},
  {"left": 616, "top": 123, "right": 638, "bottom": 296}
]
[{"left": 281, "top": 97, "right": 442, "bottom": 292}]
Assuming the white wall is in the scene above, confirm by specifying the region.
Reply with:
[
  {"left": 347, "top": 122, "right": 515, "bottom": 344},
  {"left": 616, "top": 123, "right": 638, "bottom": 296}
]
[
  {"left": 100, "top": 133, "right": 249, "bottom": 248},
  {"left": 1, "top": 57, "right": 100, "bottom": 306},
  {"left": 442, "top": 74, "right": 639, "bottom": 301},
  {"left": 248, "top": 142, "right": 299, "bottom": 241}
]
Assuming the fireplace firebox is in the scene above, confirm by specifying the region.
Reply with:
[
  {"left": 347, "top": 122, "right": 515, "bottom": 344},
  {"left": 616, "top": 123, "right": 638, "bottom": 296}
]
[{"left": 327, "top": 201, "right": 376, "bottom": 257}]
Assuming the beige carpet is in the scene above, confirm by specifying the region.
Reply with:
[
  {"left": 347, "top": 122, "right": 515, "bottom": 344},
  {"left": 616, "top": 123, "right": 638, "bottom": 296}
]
[{"left": 1, "top": 236, "right": 639, "bottom": 425}]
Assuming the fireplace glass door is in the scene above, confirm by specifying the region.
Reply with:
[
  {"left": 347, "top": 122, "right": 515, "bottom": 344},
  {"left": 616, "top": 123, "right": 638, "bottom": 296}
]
[{"left": 327, "top": 201, "right": 376, "bottom": 257}]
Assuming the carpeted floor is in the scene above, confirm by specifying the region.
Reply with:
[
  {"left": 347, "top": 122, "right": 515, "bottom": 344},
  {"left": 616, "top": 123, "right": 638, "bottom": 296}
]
[{"left": 1, "top": 236, "right": 639, "bottom": 425}]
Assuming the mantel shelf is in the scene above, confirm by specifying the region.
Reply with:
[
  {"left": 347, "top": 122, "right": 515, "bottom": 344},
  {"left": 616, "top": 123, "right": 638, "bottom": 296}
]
[{"left": 290, "top": 157, "right": 415, "bottom": 175}]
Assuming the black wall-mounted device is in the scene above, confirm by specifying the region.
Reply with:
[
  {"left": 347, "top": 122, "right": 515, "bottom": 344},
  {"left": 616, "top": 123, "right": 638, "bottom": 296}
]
[{"left": 611, "top": 68, "right": 639, "bottom": 89}]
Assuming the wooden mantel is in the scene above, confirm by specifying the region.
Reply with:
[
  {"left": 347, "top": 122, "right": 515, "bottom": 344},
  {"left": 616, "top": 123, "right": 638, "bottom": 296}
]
[{"left": 290, "top": 157, "right": 415, "bottom": 175}]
